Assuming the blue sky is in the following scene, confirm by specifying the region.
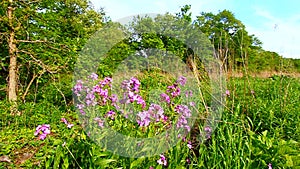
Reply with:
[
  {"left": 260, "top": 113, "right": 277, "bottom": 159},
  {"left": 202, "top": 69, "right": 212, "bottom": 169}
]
[{"left": 90, "top": 0, "right": 300, "bottom": 59}]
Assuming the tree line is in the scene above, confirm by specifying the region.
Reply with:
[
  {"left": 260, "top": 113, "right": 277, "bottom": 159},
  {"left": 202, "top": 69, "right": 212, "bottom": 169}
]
[{"left": 0, "top": 1, "right": 299, "bottom": 107}]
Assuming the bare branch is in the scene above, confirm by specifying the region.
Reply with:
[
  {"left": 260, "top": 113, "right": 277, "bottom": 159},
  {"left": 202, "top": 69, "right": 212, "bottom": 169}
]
[
  {"left": 17, "top": 49, "right": 58, "bottom": 74},
  {"left": 51, "top": 75, "right": 67, "bottom": 106},
  {"left": 0, "top": 87, "right": 6, "bottom": 91},
  {"left": 18, "top": 0, "right": 40, "bottom": 5},
  {"left": 21, "top": 71, "right": 40, "bottom": 102},
  {"left": 16, "top": 40, "right": 48, "bottom": 43}
]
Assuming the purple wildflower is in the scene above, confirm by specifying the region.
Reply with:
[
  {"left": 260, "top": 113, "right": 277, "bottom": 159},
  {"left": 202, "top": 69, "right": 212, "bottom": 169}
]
[
  {"left": 167, "top": 84, "right": 181, "bottom": 97},
  {"left": 100, "top": 89, "right": 109, "bottom": 102},
  {"left": 61, "top": 118, "right": 67, "bottom": 124},
  {"left": 148, "top": 104, "right": 165, "bottom": 122},
  {"left": 76, "top": 104, "right": 86, "bottom": 115},
  {"left": 67, "top": 123, "right": 74, "bottom": 128},
  {"left": 137, "top": 111, "right": 151, "bottom": 127},
  {"left": 92, "top": 85, "right": 101, "bottom": 93},
  {"left": 204, "top": 126, "right": 212, "bottom": 139},
  {"left": 76, "top": 104, "right": 84, "bottom": 110},
  {"left": 34, "top": 124, "right": 51, "bottom": 140},
  {"left": 86, "top": 92, "right": 95, "bottom": 106},
  {"left": 99, "top": 77, "right": 112, "bottom": 87},
  {"left": 185, "top": 90, "right": 193, "bottom": 97},
  {"left": 94, "top": 117, "right": 104, "bottom": 128},
  {"left": 175, "top": 105, "right": 191, "bottom": 117},
  {"left": 225, "top": 90, "right": 230, "bottom": 96},
  {"left": 125, "top": 91, "right": 146, "bottom": 108},
  {"left": 136, "top": 95, "right": 146, "bottom": 108},
  {"left": 89, "top": 73, "right": 98, "bottom": 80},
  {"left": 39, "top": 133, "right": 47, "bottom": 140},
  {"left": 160, "top": 93, "right": 170, "bottom": 104},
  {"left": 189, "top": 102, "right": 195, "bottom": 107},
  {"left": 162, "top": 115, "right": 168, "bottom": 123},
  {"left": 176, "top": 115, "right": 188, "bottom": 128},
  {"left": 177, "top": 76, "right": 187, "bottom": 86},
  {"left": 73, "top": 80, "right": 83, "bottom": 96},
  {"left": 109, "top": 94, "right": 118, "bottom": 104},
  {"left": 121, "top": 79, "right": 130, "bottom": 90},
  {"left": 204, "top": 126, "right": 212, "bottom": 133},
  {"left": 128, "top": 91, "right": 135, "bottom": 103},
  {"left": 157, "top": 154, "right": 167, "bottom": 166},
  {"left": 61, "top": 118, "right": 74, "bottom": 128},
  {"left": 268, "top": 163, "right": 272, "bottom": 169},
  {"left": 187, "top": 141, "right": 192, "bottom": 149},
  {"left": 130, "top": 77, "right": 140, "bottom": 92},
  {"left": 178, "top": 134, "right": 182, "bottom": 139},
  {"left": 175, "top": 104, "right": 191, "bottom": 132},
  {"left": 79, "top": 109, "right": 86, "bottom": 115},
  {"left": 186, "top": 158, "right": 191, "bottom": 164},
  {"left": 185, "top": 125, "right": 191, "bottom": 132},
  {"left": 106, "top": 110, "right": 116, "bottom": 120}
]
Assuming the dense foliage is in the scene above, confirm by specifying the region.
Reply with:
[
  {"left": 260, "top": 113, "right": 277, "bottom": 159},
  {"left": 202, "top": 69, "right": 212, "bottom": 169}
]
[
  {"left": 1, "top": 75, "right": 299, "bottom": 168},
  {"left": 0, "top": 0, "right": 104, "bottom": 102},
  {"left": 0, "top": 2, "right": 299, "bottom": 169}
]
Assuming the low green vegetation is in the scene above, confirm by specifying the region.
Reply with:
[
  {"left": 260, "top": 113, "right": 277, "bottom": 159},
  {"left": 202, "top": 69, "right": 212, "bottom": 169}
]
[
  {"left": 1, "top": 75, "right": 299, "bottom": 168},
  {"left": 0, "top": 1, "right": 299, "bottom": 168}
]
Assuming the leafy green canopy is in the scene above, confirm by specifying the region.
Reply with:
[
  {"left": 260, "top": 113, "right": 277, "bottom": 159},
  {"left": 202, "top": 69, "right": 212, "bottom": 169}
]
[{"left": 0, "top": 0, "right": 104, "bottom": 101}]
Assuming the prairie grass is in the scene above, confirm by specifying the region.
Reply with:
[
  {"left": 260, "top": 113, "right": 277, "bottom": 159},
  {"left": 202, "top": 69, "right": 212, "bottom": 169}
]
[{"left": 0, "top": 74, "right": 299, "bottom": 168}]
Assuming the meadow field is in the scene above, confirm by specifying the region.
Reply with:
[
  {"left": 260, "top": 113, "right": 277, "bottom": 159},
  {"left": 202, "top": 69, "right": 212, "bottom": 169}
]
[
  {"left": 0, "top": 73, "right": 299, "bottom": 169},
  {"left": 1, "top": 1, "right": 300, "bottom": 168}
]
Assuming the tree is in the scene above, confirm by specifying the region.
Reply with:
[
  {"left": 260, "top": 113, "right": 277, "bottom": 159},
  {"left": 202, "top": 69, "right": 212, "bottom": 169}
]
[
  {"left": 95, "top": 6, "right": 212, "bottom": 79},
  {"left": 194, "top": 10, "right": 262, "bottom": 72},
  {"left": 0, "top": 0, "right": 104, "bottom": 106}
]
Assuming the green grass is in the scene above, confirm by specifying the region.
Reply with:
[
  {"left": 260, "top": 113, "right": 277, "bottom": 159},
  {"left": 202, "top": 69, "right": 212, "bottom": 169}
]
[{"left": 0, "top": 74, "right": 299, "bottom": 169}]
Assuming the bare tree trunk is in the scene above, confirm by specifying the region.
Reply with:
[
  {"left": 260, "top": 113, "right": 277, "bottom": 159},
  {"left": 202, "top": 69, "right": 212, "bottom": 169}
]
[{"left": 8, "top": 0, "right": 18, "bottom": 102}]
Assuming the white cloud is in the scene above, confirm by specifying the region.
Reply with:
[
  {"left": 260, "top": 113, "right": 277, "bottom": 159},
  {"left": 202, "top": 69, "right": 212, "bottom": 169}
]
[{"left": 246, "top": 7, "right": 300, "bottom": 58}]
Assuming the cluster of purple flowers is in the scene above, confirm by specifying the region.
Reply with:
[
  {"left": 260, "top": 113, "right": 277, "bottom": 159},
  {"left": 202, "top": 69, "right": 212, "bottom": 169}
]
[
  {"left": 167, "top": 84, "right": 181, "bottom": 97},
  {"left": 34, "top": 124, "right": 50, "bottom": 140},
  {"left": 105, "top": 110, "right": 116, "bottom": 120},
  {"left": 187, "top": 140, "right": 193, "bottom": 149},
  {"left": 89, "top": 73, "right": 98, "bottom": 80},
  {"left": 120, "top": 77, "right": 146, "bottom": 108},
  {"left": 85, "top": 89, "right": 96, "bottom": 106},
  {"left": 157, "top": 154, "right": 167, "bottom": 166},
  {"left": 185, "top": 90, "right": 193, "bottom": 97},
  {"left": 160, "top": 93, "right": 171, "bottom": 104},
  {"left": 204, "top": 126, "right": 212, "bottom": 139},
  {"left": 94, "top": 117, "right": 104, "bottom": 128},
  {"left": 61, "top": 118, "right": 74, "bottom": 128},
  {"left": 76, "top": 104, "right": 85, "bottom": 115},
  {"left": 73, "top": 80, "right": 83, "bottom": 97},
  {"left": 136, "top": 104, "right": 167, "bottom": 127},
  {"left": 73, "top": 74, "right": 195, "bottom": 138},
  {"left": 73, "top": 76, "right": 114, "bottom": 110},
  {"left": 175, "top": 104, "right": 192, "bottom": 132},
  {"left": 70, "top": 73, "right": 214, "bottom": 168},
  {"left": 91, "top": 77, "right": 113, "bottom": 106},
  {"left": 166, "top": 75, "right": 187, "bottom": 98},
  {"left": 176, "top": 76, "right": 187, "bottom": 86},
  {"left": 160, "top": 75, "right": 187, "bottom": 105}
]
